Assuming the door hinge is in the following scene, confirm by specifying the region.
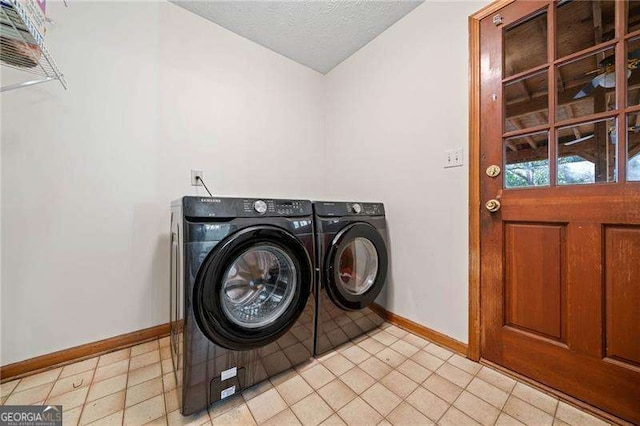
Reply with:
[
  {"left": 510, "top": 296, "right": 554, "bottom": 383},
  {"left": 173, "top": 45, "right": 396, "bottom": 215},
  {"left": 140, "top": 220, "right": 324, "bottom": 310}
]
[{"left": 493, "top": 14, "right": 503, "bottom": 26}]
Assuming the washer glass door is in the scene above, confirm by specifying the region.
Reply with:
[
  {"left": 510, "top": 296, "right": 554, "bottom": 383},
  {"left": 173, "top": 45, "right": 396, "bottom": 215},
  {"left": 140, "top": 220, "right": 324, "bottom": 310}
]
[{"left": 221, "top": 245, "right": 297, "bottom": 328}]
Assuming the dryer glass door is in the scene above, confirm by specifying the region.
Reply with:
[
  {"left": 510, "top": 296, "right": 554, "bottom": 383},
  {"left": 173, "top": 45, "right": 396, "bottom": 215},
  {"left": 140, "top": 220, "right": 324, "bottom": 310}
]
[{"left": 325, "top": 222, "right": 388, "bottom": 311}]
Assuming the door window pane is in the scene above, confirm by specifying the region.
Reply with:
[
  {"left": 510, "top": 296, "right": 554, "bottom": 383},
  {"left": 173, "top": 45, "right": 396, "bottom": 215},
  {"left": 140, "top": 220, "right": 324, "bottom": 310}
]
[
  {"left": 504, "top": 10, "right": 547, "bottom": 78},
  {"left": 504, "top": 71, "right": 548, "bottom": 132},
  {"left": 627, "top": 113, "right": 640, "bottom": 181},
  {"left": 556, "top": 0, "right": 615, "bottom": 59},
  {"left": 221, "top": 245, "right": 297, "bottom": 329},
  {"left": 504, "top": 132, "right": 550, "bottom": 188},
  {"left": 629, "top": 0, "right": 640, "bottom": 34},
  {"left": 557, "top": 118, "right": 617, "bottom": 185},
  {"left": 626, "top": 37, "right": 640, "bottom": 106},
  {"left": 557, "top": 47, "right": 616, "bottom": 121}
]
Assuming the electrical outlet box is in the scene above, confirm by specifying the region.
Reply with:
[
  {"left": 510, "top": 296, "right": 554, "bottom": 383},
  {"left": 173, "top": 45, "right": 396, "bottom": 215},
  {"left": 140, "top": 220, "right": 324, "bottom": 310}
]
[
  {"left": 191, "top": 170, "right": 203, "bottom": 186},
  {"left": 444, "top": 148, "right": 464, "bottom": 168}
]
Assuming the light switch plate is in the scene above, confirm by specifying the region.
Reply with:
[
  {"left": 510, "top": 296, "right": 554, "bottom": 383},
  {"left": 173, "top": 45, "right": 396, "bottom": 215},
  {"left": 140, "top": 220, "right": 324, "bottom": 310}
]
[
  {"left": 444, "top": 148, "right": 464, "bottom": 168},
  {"left": 191, "top": 170, "right": 203, "bottom": 186}
]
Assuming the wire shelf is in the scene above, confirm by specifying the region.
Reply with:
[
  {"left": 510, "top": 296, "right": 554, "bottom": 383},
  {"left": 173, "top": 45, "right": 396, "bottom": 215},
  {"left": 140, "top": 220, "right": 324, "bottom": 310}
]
[{"left": 0, "top": 0, "right": 66, "bottom": 92}]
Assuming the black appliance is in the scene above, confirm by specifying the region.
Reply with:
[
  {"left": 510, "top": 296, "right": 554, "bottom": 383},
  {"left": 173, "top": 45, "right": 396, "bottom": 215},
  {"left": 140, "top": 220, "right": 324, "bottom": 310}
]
[
  {"left": 313, "top": 201, "right": 388, "bottom": 356},
  {"left": 170, "top": 196, "right": 315, "bottom": 415}
]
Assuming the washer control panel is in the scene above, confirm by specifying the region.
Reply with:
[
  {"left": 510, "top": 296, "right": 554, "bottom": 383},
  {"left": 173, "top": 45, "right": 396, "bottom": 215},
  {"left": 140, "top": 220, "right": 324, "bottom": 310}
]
[{"left": 182, "top": 197, "right": 312, "bottom": 218}]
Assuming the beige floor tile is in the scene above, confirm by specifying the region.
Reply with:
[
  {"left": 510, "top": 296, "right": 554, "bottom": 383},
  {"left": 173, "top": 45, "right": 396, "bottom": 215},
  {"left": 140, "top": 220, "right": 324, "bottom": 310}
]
[
  {"left": 161, "top": 358, "right": 174, "bottom": 375},
  {"left": 379, "top": 370, "right": 418, "bottom": 399},
  {"left": 60, "top": 358, "right": 99, "bottom": 379},
  {"left": 553, "top": 418, "right": 571, "bottom": 426},
  {"left": 6, "top": 382, "right": 54, "bottom": 405},
  {"left": 87, "top": 374, "right": 127, "bottom": 402},
  {"left": 130, "top": 350, "right": 161, "bottom": 371},
  {"left": 246, "top": 388, "right": 287, "bottom": 423},
  {"left": 438, "top": 406, "right": 480, "bottom": 426},
  {"left": 295, "top": 358, "right": 320, "bottom": 374},
  {"left": 45, "top": 386, "right": 89, "bottom": 410},
  {"left": 80, "top": 390, "right": 126, "bottom": 425},
  {"left": 340, "top": 345, "right": 370, "bottom": 364},
  {"left": 130, "top": 340, "right": 159, "bottom": 357},
  {"left": 317, "top": 379, "right": 356, "bottom": 411},
  {"left": 0, "top": 380, "right": 19, "bottom": 398},
  {"left": 511, "top": 382, "right": 558, "bottom": 415},
  {"left": 262, "top": 408, "right": 301, "bottom": 426},
  {"left": 405, "top": 386, "right": 449, "bottom": 422},
  {"left": 210, "top": 394, "right": 245, "bottom": 419},
  {"left": 424, "top": 344, "right": 453, "bottom": 361},
  {"left": 86, "top": 410, "right": 123, "bottom": 426},
  {"left": 495, "top": 413, "right": 526, "bottom": 426},
  {"left": 447, "top": 354, "right": 481, "bottom": 375},
  {"left": 269, "top": 368, "right": 298, "bottom": 387},
  {"left": 339, "top": 367, "right": 376, "bottom": 394},
  {"left": 475, "top": 367, "right": 516, "bottom": 393},
  {"left": 128, "top": 363, "right": 162, "bottom": 387},
  {"left": 160, "top": 346, "right": 172, "bottom": 361},
  {"left": 49, "top": 370, "right": 94, "bottom": 397},
  {"left": 144, "top": 414, "right": 168, "bottom": 425},
  {"left": 370, "top": 331, "right": 398, "bottom": 346},
  {"left": 385, "top": 326, "right": 408, "bottom": 339},
  {"left": 422, "top": 373, "right": 463, "bottom": 404},
  {"left": 361, "top": 382, "right": 401, "bottom": 417},
  {"left": 300, "top": 364, "right": 335, "bottom": 390},
  {"left": 555, "top": 402, "right": 609, "bottom": 426},
  {"left": 123, "top": 394, "right": 166, "bottom": 426},
  {"left": 358, "top": 357, "right": 392, "bottom": 380},
  {"left": 126, "top": 377, "right": 164, "bottom": 407},
  {"left": 214, "top": 403, "right": 256, "bottom": 426},
  {"left": 386, "top": 401, "right": 433, "bottom": 426},
  {"left": 357, "top": 337, "right": 386, "bottom": 355},
  {"left": 97, "top": 348, "right": 130, "bottom": 368},
  {"left": 242, "top": 380, "right": 273, "bottom": 402},
  {"left": 63, "top": 405, "right": 83, "bottom": 426},
  {"left": 166, "top": 408, "right": 210, "bottom": 426},
  {"left": 93, "top": 359, "right": 129, "bottom": 383},
  {"left": 290, "top": 392, "right": 333, "bottom": 426},
  {"left": 319, "top": 413, "right": 346, "bottom": 426},
  {"left": 321, "top": 354, "right": 355, "bottom": 377},
  {"left": 159, "top": 337, "right": 170, "bottom": 348},
  {"left": 276, "top": 375, "right": 313, "bottom": 406},
  {"left": 389, "top": 340, "right": 419, "bottom": 358},
  {"left": 14, "top": 368, "right": 61, "bottom": 393},
  {"left": 165, "top": 388, "right": 180, "bottom": 414},
  {"left": 453, "top": 391, "right": 500, "bottom": 426},
  {"left": 374, "top": 348, "right": 406, "bottom": 368},
  {"left": 337, "top": 397, "right": 383, "bottom": 426},
  {"left": 410, "top": 350, "right": 445, "bottom": 372},
  {"left": 163, "top": 372, "right": 177, "bottom": 392},
  {"left": 435, "top": 363, "right": 473, "bottom": 388},
  {"left": 466, "top": 377, "right": 509, "bottom": 409},
  {"left": 396, "top": 359, "right": 431, "bottom": 383},
  {"left": 402, "top": 333, "right": 429, "bottom": 349},
  {"left": 502, "top": 396, "right": 553, "bottom": 426}
]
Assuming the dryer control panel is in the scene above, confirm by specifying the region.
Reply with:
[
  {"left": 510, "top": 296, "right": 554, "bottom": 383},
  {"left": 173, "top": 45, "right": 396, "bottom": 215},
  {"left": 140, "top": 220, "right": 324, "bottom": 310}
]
[
  {"left": 313, "top": 201, "right": 385, "bottom": 217},
  {"left": 180, "top": 196, "right": 312, "bottom": 218}
]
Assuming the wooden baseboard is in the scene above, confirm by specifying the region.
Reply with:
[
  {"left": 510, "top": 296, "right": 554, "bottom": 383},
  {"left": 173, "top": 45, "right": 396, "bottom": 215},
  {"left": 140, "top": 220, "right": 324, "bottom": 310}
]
[
  {"left": 1, "top": 323, "right": 171, "bottom": 382},
  {"left": 370, "top": 304, "right": 468, "bottom": 356}
]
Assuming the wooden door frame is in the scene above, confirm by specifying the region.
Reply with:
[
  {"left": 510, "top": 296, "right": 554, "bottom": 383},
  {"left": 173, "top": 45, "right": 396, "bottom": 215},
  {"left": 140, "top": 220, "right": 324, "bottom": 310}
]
[{"left": 468, "top": 0, "right": 515, "bottom": 362}]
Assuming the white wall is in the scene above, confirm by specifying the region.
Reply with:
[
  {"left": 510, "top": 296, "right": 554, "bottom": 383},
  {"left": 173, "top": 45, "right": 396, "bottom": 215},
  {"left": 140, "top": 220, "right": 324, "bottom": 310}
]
[
  {"left": 1, "top": 1, "right": 325, "bottom": 365},
  {"left": 324, "top": 1, "right": 487, "bottom": 343}
]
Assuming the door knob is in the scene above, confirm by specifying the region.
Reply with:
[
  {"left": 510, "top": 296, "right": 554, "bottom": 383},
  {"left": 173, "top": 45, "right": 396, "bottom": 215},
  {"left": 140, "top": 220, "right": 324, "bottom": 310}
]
[{"left": 485, "top": 199, "right": 501, "bottom": 212}]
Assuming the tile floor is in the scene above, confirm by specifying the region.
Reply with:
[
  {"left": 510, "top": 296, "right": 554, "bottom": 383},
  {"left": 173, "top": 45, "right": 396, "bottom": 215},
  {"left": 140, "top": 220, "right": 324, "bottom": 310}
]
[{"left": 0, "top": 322, "right": 611, "bottom": 426}]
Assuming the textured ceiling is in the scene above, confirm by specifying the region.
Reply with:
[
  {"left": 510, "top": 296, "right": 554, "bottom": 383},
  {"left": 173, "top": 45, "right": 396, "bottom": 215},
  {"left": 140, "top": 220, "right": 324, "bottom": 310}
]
[{"left": 171, "top": 0, "right": 424, "bottom": 74}]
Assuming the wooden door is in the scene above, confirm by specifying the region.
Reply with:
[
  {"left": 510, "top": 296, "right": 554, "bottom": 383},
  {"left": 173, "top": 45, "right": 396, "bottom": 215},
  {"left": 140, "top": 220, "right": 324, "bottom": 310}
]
[{"left": 480, "top": 1, "right": 640, "bottom": 423}]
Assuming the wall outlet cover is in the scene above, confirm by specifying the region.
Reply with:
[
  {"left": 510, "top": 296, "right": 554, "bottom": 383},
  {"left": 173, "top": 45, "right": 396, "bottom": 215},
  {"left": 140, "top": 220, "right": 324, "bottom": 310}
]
[
  {"left": 191, "top": 170, "right": 203, "bottom": 186},
  {"left": 444, "top": 148, "right": 464, "bottom": 168}
]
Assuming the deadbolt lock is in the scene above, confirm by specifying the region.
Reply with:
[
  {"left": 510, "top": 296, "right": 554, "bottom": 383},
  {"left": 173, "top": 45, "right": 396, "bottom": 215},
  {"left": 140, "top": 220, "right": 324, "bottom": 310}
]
[
  {"left": 485, "top": 199, "right": 501, "bottom": 212},
  {"left": 486, "top": 165, "right": 501, "bottom": 178}
]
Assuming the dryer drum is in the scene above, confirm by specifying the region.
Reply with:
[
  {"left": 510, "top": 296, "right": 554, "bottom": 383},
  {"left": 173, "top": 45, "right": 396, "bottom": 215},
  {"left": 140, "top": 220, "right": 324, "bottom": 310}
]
[{"left": 193, "top": 225, "right": 313, "bottom": 351}]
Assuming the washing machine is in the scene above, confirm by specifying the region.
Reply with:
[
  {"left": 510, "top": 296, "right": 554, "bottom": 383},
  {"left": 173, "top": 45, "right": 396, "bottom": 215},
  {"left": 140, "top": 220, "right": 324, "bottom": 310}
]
[
  {"left": 313, "top": 201, "right": 388, "bottom": 356},
  {"left": 170, "top": 196, "right": 315, "bottom": 415}
]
